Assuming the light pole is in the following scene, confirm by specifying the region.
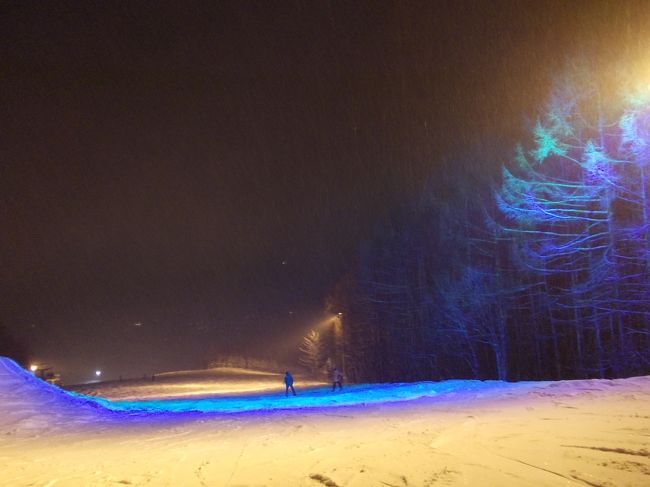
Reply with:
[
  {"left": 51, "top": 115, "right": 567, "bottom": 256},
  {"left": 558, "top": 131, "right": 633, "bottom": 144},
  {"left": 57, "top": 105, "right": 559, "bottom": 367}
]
[{"left": 334, "top": 313, "right": 345, "bottom": 374}]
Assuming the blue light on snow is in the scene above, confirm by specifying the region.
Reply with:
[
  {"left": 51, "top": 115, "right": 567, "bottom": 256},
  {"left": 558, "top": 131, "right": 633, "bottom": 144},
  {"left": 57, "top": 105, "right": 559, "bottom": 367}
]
[
  {"left": 1, "top": 357, "right": 516, "bottom": 422},
  {"left": 105, "top": 381, "right": 499, "bottom": 415}
]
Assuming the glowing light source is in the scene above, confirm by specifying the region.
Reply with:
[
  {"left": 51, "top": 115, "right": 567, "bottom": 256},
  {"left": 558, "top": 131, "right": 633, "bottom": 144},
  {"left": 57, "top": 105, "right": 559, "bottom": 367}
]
[
  {"left": 29, "top": 364, "right": 38, "bottom": 372},
  {"left": 95, "top": 370, "right": 102, "bottom": 377}
]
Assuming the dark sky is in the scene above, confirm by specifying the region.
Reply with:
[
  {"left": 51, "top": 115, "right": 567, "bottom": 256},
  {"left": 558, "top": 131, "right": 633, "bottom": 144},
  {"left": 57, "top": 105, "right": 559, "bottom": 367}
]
[{"left": 2, "top": 0, "right": 649, "bottom": 382}]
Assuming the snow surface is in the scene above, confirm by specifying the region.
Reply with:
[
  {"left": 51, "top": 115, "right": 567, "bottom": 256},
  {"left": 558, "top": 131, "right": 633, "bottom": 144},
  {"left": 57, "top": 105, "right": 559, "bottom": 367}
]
[
  {"left": 1, "top": 356, "right": 649, "bottom": 486},
  {"left": 70, "top": 367, "right": 326, "bottom": 401}
]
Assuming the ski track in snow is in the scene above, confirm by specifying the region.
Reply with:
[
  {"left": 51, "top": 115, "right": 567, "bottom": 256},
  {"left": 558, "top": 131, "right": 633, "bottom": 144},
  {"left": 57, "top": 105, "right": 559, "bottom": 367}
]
[{"left": 1, "top": 357, "right": 649, "bottom": 486}]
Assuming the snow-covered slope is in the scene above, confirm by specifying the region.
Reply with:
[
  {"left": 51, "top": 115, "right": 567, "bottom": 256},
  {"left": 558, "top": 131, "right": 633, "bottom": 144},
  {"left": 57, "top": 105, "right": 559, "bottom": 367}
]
[
  {"left": 0, "top": 356, "right": 520, "bottom": 419},
  {"left": 0, "top": 357, "right": 117, "bottom": 433},
  {"left": 2, "top": 356, "right": 649, "bottom": 486},
  {"left": 70, "top": 366, "right": 325, "bottom": 400}
]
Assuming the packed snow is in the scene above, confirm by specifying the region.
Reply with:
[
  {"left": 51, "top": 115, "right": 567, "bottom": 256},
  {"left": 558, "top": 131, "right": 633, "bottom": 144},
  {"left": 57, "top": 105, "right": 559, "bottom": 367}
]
[
  {"left": 1, "top": 357, "right": 649, "bottom": 486},
  {"left": 70, "top": 367, "right": 326, "bottom": 401}
]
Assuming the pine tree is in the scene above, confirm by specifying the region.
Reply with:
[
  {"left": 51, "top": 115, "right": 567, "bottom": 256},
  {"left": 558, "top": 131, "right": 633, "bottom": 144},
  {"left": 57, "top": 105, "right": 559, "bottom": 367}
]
[{"left": 298, "top": 330, "right": 323, "bottom": 375}]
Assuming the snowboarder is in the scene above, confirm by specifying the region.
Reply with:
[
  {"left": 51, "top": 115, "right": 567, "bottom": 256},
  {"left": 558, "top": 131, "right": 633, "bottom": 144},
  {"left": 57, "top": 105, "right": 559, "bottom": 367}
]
[
  {"left": 331, "top": 367, "right": 343, "bottom": 391},
  {"left": 284, "top": 370, "right": 296, "bottom": 396}
]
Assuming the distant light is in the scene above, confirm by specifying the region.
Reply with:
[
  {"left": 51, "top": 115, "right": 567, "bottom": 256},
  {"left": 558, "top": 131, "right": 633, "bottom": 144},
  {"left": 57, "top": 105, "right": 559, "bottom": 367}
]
[
  {"left": 30, "top": 364, "right": 38, "bottom": 372},
  {"left": 95, "top": 370, "right": 102, "bottom": 377},
  {"left": 134, "top": 322, "right": 142, "bottom": 327},
  {"left": 338, "top": 312, "right": 343, "bottom": 316}
]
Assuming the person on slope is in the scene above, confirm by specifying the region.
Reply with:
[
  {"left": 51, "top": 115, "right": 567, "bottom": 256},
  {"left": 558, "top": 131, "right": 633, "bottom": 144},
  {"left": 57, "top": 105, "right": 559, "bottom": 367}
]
[
  {"left": 284, "top": 370, "right": 296, "bottom": 397},
  {"left": 331, "top": 367, "right": 343, "bottom": 391}
]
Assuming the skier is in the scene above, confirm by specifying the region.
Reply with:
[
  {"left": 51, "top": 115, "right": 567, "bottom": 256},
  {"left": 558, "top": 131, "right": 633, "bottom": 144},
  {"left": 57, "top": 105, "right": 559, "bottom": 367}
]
[
  {"left": 284, "top": 370, "right": 296, "bottom": 396},
  {"left": 331, "top": 367, "right": 343, "bottom": 391}
]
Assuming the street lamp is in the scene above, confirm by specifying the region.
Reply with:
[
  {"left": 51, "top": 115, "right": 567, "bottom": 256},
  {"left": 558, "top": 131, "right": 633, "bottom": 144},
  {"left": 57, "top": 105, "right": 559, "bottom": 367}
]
[{"left": 332, "top": 313, "right": 345, "bottom": 374}]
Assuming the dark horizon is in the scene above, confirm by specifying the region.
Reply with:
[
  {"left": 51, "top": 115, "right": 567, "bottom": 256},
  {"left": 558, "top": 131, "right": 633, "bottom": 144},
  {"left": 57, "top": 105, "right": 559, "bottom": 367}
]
[{"left": 2, "top": 0, "right": 648, "bottom": 383}]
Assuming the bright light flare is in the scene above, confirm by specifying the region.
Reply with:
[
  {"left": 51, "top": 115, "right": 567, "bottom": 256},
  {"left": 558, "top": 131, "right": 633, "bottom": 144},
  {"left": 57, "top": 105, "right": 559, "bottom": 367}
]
[
  {"left": 95, "top": 370, "right": 102, "bottom": 377},
  {"left": 29, "top": 365, "right": 38, "bottom": 372},
  {"left": 310, "top": 314, "right": 344, "bottom": 332}
]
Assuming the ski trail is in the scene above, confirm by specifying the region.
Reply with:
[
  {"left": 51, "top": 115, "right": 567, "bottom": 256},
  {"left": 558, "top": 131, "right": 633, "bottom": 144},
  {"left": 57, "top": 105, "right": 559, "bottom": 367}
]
[{"left": 494, "top": 453, "right": 588, "bottom": 485}]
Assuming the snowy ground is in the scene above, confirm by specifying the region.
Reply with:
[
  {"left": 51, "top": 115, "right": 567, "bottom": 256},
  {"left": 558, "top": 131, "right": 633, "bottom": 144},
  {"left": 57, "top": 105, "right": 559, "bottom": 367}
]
[
  {"left": 1, "top": 357, "right": 649, "bottom": 486},
  {"left": 69, "top": 367, "right": 326, "bottom": 401}
]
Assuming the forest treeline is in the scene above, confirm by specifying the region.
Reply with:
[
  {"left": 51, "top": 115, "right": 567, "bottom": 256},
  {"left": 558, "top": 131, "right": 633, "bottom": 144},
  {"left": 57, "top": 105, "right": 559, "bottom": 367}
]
[{"left": 328, "top": 66, "right": 650, "bottom": 382}]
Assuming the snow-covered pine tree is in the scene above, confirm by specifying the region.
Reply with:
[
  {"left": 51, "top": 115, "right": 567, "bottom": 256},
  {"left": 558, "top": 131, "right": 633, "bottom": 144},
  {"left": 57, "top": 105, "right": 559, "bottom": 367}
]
[{"left": 298, "top": 330, "right": 323, "bottom": 375}]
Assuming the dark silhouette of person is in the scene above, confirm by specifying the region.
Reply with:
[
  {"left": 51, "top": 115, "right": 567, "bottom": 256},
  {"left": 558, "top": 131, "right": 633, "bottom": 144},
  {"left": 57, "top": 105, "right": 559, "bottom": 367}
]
[
  {"left": 284, "top": 370, "right": 296, "bottom": 396},
  {"left": 331, "top": 367, "right": 343, "bottom": 391}
]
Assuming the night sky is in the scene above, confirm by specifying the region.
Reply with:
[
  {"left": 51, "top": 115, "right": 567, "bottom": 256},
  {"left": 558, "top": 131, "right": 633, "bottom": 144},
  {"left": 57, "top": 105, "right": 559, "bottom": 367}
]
[{"left": 2, "top": 1, "right": 649, "bottom": 383}]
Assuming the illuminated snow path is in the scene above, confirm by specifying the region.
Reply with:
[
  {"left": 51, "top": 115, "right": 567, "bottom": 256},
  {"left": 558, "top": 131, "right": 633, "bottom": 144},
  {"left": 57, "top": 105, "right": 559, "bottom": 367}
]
[
  {"left": 1, "top": 356, "right": 520, "bottom": 421},
  {"left": 4, "top": 357, "right": 650, "bottom": 486},
  {"left": 105, "top": 380, "right": 515, "bottom": 415}
]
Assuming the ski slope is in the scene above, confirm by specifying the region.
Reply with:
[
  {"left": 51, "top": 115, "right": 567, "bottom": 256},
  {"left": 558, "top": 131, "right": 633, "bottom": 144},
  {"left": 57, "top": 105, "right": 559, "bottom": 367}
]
[
  {"left": 0, "top": 356, "right": 523, "bottom": 419},
  {"left": 2, "top": 356, "right": 649, "bottom": 486}
]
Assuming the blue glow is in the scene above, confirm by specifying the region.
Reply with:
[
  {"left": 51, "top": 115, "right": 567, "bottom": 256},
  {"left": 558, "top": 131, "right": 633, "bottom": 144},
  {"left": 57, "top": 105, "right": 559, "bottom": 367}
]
[
  {"left": 532, "top": 120, "right": 568, "bottom": 161},
  {"left": 104, "top": 380, "right": 503, "bottom": 415},
  {"left": 493, "top": 75, "right": 650, "bottom": 379},
  {"left": 1, "top": 357, "right": 513, "bottom": 421}
]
